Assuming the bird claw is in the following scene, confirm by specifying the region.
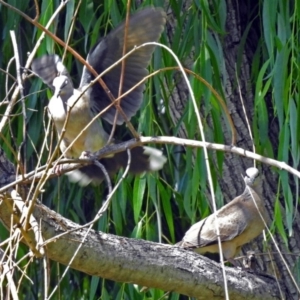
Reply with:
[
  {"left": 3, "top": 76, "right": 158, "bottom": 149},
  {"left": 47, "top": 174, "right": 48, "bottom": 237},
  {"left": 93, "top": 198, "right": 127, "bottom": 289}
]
[
  {"left": 242, "top": 251, "right": 257, "bottom": 272},
  {"left": 80, "top": 151, "right": 92, "bottom": 159},
  {"left": 53, "top": 163, "right": 63, "bottom": 176},
  {"left": 227, "top": 258, "right": 241, "bottom": 268}
]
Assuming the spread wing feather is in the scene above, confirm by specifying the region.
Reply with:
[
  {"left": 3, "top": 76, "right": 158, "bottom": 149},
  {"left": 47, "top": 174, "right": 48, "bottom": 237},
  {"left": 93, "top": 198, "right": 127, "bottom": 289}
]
[{"left": 80, "top": 7, "right": 166, "bottom": 124}]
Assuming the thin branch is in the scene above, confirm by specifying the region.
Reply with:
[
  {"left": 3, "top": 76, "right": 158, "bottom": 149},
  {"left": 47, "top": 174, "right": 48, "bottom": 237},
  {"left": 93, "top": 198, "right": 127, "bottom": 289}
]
[{"left": 0, "top": 135, "right": 299, "bottom": 193}]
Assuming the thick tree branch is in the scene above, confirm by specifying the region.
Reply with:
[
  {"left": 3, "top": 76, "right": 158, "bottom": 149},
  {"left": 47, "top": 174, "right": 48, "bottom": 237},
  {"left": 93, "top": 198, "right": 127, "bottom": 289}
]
[
  {"left": 0, "top": 194, "right": 283, "bottom": 299},
  {"left": 0, "top": 148, "right": 286, "bottom": 299}
]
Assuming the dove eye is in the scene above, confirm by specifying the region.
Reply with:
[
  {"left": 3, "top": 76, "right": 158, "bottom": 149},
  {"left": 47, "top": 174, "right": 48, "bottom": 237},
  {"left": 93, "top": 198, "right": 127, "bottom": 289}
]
[{"left": 61, "top": 79, "right": 68, "bottom": 88}]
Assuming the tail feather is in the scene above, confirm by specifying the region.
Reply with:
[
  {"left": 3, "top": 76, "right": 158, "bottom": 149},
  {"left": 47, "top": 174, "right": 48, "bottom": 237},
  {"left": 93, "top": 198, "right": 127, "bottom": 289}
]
[{"left": 67, "top": 146, "right": 166, "bottom": 186}]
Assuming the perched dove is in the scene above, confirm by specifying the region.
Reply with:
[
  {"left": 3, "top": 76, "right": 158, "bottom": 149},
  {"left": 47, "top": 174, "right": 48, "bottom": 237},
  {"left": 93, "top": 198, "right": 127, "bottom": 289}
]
[
  {"left": 177, "top": 167, "right": 268, "bottom": 266},
  {"left": 31, "top": 7, "right": 167, "bottom": 185}
]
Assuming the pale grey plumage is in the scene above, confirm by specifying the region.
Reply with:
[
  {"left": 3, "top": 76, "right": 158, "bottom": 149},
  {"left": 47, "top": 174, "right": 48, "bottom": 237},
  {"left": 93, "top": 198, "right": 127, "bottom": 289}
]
[
  {"left": 177, "top": 168, "right": 268, "bottom": 263},
  {"left": 32, "top": 8, "right": 167, "bottom": 185}
]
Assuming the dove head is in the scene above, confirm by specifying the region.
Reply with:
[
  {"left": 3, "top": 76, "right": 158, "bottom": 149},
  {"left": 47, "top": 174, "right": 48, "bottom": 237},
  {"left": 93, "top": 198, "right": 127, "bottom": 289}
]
[
  {"left": 53, "top": 75, "right": 74, "bottom": 100},
  {"left": 244, "top": 167, "right": 260, "bottom": 187}
]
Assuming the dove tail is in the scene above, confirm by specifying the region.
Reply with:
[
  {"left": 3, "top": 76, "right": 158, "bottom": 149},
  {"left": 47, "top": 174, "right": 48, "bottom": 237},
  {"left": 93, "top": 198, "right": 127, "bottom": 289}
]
[{"left": 67, "top": 146, "right": 166, "bottom": 186}]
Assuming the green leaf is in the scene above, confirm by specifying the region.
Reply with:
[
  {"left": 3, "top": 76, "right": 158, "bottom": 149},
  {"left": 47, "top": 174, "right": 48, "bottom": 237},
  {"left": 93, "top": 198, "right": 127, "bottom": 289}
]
[
  {"left": 89, "top": 276, "right": 100, "bottom": 300},
  {"left": 64, "top": 1, "right": 75, "bottom": 41},
  {"left": 289, "top": 98, "right": 300, "bottom": 166},
  {"left": 133, "top": 176, "right": 146, "bottom": 224},
  {"left": 274, "top": 197, "right": 288, "bottom": 245},
  {"left": 159, "top": 181, "right": 174, "bottom": 241}
]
